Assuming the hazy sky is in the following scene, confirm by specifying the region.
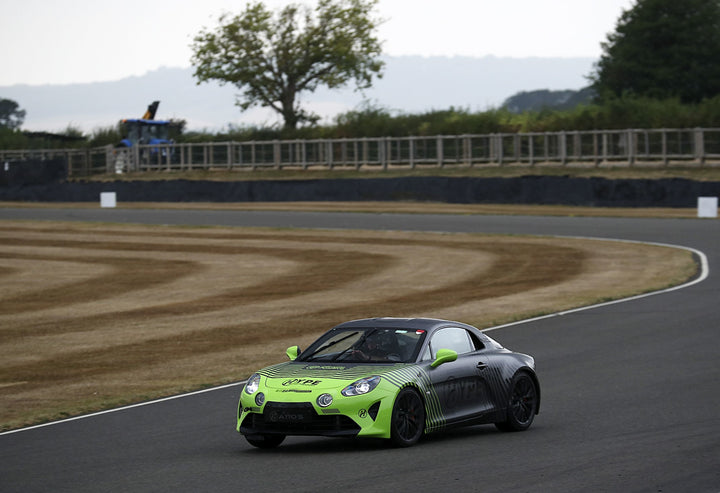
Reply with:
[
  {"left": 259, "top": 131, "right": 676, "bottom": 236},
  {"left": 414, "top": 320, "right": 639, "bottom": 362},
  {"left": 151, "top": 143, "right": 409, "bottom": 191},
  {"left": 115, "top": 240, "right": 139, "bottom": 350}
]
[{"left": 0, "top": 0, "right": 634, "bottom": 87}]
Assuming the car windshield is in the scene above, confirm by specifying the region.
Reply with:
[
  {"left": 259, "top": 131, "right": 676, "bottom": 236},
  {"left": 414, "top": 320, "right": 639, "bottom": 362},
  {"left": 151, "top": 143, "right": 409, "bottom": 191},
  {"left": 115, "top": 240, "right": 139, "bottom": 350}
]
[{"left": 299, "top": 327, "right": 427, "bottom": 363}]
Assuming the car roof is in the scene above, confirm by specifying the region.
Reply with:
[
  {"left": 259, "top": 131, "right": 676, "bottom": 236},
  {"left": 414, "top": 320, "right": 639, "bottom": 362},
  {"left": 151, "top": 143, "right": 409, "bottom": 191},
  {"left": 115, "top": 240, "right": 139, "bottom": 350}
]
[{"left": 333, "top": 317, "right": 476, "bottom": 332}]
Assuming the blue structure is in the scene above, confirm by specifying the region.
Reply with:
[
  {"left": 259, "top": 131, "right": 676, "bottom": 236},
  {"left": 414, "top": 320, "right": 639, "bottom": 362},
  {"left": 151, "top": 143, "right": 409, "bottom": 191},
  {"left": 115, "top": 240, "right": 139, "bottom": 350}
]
[{"left": 118, "top": 101, "right": 172, "bottom": 148}]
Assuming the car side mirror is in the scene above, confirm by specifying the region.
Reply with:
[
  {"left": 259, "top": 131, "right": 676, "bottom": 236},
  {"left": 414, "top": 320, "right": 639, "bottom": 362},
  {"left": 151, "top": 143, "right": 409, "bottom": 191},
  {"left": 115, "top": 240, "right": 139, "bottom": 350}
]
[
  {"left": 431, "top": 348, "right": 458, "bottom": 368},
  {"left": 286, "top": 346, "right": 300, "bottom": 360}
]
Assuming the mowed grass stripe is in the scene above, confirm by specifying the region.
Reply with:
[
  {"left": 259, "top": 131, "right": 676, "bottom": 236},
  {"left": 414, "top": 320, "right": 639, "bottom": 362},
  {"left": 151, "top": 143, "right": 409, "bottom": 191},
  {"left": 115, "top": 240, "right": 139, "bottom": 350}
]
[
  {"left": 0, "top": 252, "right": 202, "bottom": 316},
  {"left": 0, "top": 240, "right": 583, "bottom": 392},
  {"left": 0, "top": 250, "right": 394, "bottom": 340}
]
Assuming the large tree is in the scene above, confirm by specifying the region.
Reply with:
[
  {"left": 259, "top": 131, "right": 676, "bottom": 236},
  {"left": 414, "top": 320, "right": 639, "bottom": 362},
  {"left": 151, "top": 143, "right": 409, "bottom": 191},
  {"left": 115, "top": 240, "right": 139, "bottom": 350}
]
[
  {"left": 191, "top": 0, "right": 384, "bottom": 130},
  {"left": 0, "top": 98, "right": 26, "bottom": 130},
  {"left": 590, "top": 0, "right": 720, "bottom": 103}
]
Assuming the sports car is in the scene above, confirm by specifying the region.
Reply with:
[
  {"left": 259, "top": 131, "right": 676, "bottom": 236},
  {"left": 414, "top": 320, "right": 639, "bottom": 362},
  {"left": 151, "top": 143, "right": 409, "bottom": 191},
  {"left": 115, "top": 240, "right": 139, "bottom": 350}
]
[{"left": 237, "top": 317, "right": 540, "bottom": 448}]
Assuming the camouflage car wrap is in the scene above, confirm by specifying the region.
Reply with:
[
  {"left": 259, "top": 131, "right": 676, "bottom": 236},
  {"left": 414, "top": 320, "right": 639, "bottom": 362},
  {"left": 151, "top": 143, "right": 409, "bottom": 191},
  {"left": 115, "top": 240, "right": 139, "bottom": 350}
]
[{"left": 237, "top": 317, "right": 540, "bottom": 447}]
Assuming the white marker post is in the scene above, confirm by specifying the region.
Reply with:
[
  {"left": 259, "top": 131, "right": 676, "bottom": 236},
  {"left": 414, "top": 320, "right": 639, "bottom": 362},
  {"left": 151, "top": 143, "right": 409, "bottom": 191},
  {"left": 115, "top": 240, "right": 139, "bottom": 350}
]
[
  {"left": 697, "top": 197, "right": 718, "bottom": 218},
  {"left": 100, "top": 192, "right": 117, "bottom": 208}
]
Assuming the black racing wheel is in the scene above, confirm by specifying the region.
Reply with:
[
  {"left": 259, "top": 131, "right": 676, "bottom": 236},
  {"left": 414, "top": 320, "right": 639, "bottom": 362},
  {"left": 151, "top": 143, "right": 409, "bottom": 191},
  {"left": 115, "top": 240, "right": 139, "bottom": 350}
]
[
  {"left": 390, "top": 387, "right": 425, "bottom": 447},
  {"left": 495, "top": 371, "right": 538, "bottom": 432}
]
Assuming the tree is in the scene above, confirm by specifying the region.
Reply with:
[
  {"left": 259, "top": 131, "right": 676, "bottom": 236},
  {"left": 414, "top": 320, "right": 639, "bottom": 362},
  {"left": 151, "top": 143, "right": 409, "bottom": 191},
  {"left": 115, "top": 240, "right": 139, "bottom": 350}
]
[
  {"left": 590, "top": 0, "right": 720, "bottom": 103},
  {"left": 0, "top": 98, "right": 26, "bottom": 129},
  {"left": 191, "top": 0, "right": 384, "bottom": 130}
]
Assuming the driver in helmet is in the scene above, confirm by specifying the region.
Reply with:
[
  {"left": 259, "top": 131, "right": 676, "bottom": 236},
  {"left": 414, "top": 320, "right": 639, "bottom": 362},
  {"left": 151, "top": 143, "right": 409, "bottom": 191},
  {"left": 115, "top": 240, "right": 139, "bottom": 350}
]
[{"left": 352, "top": 330, "right": 398, "bottom": 362}]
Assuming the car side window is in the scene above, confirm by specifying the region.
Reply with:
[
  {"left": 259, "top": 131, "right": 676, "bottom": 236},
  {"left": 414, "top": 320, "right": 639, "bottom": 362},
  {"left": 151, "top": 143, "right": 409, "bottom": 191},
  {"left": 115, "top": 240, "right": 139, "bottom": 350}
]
[{"left": 423, "top": 327, "right": 476, "bottom": 360}]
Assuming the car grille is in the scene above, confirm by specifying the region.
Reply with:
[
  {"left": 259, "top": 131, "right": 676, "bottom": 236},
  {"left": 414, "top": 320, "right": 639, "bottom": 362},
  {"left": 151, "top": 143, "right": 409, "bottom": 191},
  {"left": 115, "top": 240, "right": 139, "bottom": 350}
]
[{"left": 240, "top": 402, "right": 361, "bottom": 437}]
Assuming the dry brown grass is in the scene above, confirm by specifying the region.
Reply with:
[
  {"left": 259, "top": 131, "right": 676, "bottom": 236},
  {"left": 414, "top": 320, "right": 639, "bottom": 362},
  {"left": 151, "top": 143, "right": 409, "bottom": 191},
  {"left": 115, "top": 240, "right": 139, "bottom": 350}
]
[{"left": 0, "top": 219, "right": 698, "bottom": 431}]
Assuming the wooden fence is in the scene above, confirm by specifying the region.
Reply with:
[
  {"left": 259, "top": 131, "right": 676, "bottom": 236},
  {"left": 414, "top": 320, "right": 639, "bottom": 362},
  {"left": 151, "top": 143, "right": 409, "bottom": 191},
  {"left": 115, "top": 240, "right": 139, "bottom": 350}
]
[{"left": 2, "top": 128, "right": 720, "bottom": 177}]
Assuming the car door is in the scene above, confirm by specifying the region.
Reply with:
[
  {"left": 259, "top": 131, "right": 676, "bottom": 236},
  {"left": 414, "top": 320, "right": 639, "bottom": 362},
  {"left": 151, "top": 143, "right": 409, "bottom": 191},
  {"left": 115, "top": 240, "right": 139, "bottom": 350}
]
[{"left": 425, "top": 327, "right": 495, "bottom": 425}]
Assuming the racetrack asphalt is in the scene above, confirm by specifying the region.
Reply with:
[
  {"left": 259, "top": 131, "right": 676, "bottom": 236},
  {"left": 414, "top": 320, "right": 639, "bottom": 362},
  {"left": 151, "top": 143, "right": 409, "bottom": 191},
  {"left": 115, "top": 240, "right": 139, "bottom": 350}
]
[{"left": 0, "top": 207, "right": 718, "bottom": 492}]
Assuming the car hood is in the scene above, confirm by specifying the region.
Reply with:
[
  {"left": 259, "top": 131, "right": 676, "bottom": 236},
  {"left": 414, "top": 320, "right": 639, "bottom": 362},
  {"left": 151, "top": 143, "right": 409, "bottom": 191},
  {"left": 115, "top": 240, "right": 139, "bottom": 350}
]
[{"left": 259, "top": 361, "right": 416, "bottom": 390}]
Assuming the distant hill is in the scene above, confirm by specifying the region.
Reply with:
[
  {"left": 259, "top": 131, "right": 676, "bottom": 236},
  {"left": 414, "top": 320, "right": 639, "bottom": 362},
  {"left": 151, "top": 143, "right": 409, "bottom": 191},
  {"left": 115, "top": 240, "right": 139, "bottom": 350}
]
[
  {"left": 502, "top": 87, "right": 596, "bottom": 113},
  {"left": 1, "top": 55, "right": 595, "bottom": 133}
]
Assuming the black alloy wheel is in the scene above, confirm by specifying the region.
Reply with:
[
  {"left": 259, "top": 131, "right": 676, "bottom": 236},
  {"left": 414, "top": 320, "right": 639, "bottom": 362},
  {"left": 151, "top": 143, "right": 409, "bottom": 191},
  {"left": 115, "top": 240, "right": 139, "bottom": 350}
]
[
  {"left": 495, "top": 371, "right": 538, "bottom": 432},
  {"left": 390, "top": 387, "right": 426, "bottom": 447}
]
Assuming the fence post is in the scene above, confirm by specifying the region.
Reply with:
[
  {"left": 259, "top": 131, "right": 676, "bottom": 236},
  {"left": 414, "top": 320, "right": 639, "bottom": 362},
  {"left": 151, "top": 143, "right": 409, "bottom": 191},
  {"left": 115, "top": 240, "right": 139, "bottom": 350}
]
[
  {"left": 602, "top": 132, "right": 609, "bottom": 165},
  {"left": 573, "top": 131, "right": 581, "bottom": 162},
  {"left": 694, "top": 128, "right": 705, "bottom": 165},
  {"left": 359, "top": 138, "right": 365, "bottom": 168},
  {"left": 627, "top": 130, "right": 635, "bottom": 166},
  {"left": 273, "top": 140, "right": 281, "bottom": 169},
  {"left": 352, "top": 140, "right": 359, "bottom": 170},
  {"left": 164, "top": 145, "right": 170, "bottom": 171},
  {"left": 463, "top": 135, "right": 472, "bottom": 167},
  {"left": 528, "top": 134, "right": 534, "bottom": 166},
  {"left": 436, "top": 136, "right": 443, "bottom": 168},
  {"left": 592, "top": 132, "right": 600, "bottom": 167},
  {"left": 105, "top": 145, "right": 114, "bottom": 175},
  {"left": 178, "top": 144, "right": 184, "bottom": 170},
  {"left": 380, "top": 138, "right": 387, "bottom": 170},
  {"left": 81, "top": 152, "right": 90, "bottom": 176},
  {"left": 496, "top": 134, "right": 504, "bottom": 165},
  {"left": 409, "top": 137, "right": 415, "bottom": 169},
  {"left": 133, "top": 145, "right": 141, "bottom": 172},
  {"left": 544, "top": 133, "right": 549, "bottom": 163}
]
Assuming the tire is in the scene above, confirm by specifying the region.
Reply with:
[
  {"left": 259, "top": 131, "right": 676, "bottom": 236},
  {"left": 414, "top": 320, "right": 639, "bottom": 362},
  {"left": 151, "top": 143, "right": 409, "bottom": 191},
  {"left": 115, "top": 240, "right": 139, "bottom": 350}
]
[
  {"left": 495, "top": 371, "right": 538, "bottom": 432},
  {"left": 245, "top": 434, "right": 286, "bottom": 449},
  {"left": 390, "top": 388, "right": 425, "bottom": 447}
]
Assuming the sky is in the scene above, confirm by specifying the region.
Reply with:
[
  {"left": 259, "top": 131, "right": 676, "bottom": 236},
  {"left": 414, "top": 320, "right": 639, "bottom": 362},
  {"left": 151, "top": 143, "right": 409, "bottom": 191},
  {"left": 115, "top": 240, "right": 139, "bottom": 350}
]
[{"left": 0, "top": 0, "right": 635, "bottom": 87}]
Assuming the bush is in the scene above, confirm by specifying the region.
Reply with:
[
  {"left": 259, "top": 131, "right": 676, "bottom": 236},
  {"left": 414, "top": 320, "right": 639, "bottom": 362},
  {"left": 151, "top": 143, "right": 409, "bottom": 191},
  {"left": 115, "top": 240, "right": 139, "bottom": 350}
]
[{"left": 88, "top": 125, "right": 122, "bottom": 147}]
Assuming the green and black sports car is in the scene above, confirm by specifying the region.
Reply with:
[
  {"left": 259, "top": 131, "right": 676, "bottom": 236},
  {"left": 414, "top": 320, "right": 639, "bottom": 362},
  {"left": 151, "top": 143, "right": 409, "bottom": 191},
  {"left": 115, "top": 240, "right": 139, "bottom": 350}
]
[{"left": 237, "top": 317, "right": 540, "bottom": 448}]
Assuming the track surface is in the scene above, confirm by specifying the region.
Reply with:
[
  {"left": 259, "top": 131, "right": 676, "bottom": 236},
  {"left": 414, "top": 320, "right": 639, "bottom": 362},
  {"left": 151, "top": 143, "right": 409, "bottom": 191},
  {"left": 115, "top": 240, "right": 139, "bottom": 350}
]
[{"left": 1, "top": 208, "right": 718, "bottom": 492}]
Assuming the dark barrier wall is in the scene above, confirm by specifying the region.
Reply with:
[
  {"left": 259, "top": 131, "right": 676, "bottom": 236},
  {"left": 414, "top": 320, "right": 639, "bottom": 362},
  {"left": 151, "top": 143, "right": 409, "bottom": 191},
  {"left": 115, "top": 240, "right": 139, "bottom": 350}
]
[
  {"left": 1, "top": 175, "right": 720, "bottom": 207},
  {"left": 0, "top": 159, "right": 68, "bottom": 186}
]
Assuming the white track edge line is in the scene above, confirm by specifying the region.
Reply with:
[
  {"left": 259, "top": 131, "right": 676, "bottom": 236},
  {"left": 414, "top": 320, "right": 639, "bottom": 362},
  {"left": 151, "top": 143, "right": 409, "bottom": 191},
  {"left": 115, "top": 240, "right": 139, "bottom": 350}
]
[
  {"left": 0, "top": 382, "right": 245, "bottom": 436},
  {"left": 0, "top": 236, "right": 709, "bottom": 437},
  {"left": 483, "top": 236, "right": 709, "bottom": 332}
]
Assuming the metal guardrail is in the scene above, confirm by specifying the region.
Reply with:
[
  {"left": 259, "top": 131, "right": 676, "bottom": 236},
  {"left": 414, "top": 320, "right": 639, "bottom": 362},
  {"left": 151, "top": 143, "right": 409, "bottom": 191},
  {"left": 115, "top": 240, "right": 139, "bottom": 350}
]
[{"left": 2, "top": 128, "right": 720, "bottom": 177}]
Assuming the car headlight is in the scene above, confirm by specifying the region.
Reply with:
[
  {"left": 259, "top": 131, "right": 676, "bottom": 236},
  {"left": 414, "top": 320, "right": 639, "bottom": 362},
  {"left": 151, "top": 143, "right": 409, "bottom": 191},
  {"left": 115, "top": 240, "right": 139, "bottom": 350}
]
[
  {"left": 245, "top": 373, "right": 261, "bottom": 395},
  {"left": 341, "top": 376, "right": 381, "bottom": 396}
]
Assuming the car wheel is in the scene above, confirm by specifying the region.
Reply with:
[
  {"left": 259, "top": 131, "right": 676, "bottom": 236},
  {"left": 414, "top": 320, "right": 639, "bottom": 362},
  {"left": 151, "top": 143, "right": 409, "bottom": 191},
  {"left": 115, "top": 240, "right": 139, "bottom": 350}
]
[
  {"left": 495, "top": 371, "right": 538, "bottom": 432},
  {"left": 390, "top": 387, "right": 425, "bottom": 447},
  {"left": 245, "top": 434, "right": 286, "bottom": 449}
]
